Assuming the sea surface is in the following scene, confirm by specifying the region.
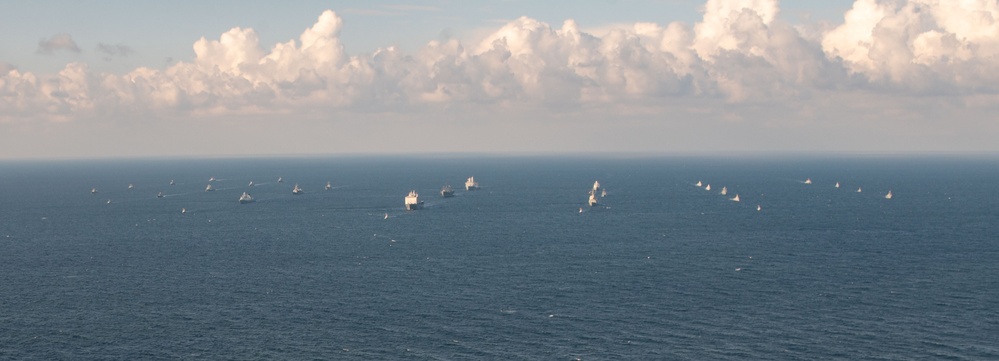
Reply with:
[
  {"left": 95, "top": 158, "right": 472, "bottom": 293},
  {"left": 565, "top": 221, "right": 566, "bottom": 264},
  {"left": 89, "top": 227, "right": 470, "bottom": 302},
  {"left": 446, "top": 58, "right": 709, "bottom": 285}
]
[{"left": 1, "top": 155, "right": 997, "bottom": 360}]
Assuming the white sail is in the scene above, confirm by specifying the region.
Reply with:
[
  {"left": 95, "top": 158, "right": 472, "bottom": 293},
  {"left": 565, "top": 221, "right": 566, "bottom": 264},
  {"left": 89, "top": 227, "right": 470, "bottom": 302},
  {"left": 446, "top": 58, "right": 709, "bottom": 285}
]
[
  {"left": 695, "top": 181, "right": 702, "bottom": 187},
  {"left": 205, "top": 184, "right": 214, "bottom": 192},
  {"left": 804, "top": 178, "right": 812, "bottom": 184},
  {"left": 857, "top": 187, "right": 862, "bottom": 193},
  {"left": 720, "top": 186, "right": 727, "bottom": 196},
  {"left": 835, "top": 182, "right": 840, "bottom": 188},
  {"left": 885, "top": 190, "right": 893, "bottom": 199},
  {"left": 292, "top": 184, "right": 303, "bottom": 194},
  {"left": 731, "top": 194, "right": 740, "bottom": 202},
  {"left": 705, "top": 184, "right": 711, "bottom": 191},
  {"left": 757, "top": 204, "right": 761, "bottom": 211}
]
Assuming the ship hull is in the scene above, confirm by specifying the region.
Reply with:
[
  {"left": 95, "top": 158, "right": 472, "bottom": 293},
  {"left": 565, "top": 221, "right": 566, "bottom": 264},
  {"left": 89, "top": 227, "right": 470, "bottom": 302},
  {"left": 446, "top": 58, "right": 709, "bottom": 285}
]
[
  {"left": 441, "top": 191, "right": 454, "bottom": 197},
  {"left": 405, "top": 201, "right": 424, "bottom": 211}
]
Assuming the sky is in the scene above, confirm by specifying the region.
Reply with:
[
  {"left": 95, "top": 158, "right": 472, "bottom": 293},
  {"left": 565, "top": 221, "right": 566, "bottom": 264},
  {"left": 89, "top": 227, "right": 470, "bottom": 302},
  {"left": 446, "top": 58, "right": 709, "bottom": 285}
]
[{"left": 2, "top": 0, "right": 998, "bottom": 159}]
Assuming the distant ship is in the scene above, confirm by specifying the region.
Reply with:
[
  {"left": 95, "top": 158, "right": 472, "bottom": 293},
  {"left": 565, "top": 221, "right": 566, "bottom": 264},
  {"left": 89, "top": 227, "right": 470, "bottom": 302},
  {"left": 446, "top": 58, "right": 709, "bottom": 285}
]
[
  {"left": 292, "top": 184, "right": 304, "bottom": 195},
  {"left": 325, "top": 181, "right": 332, "bottom": 191},
  {"left": 248, "top": 181, "right": 254, "bottom": 187},
  {"left": 91, "top": 187, "right": 98, "bottom": 194},
  {"left": 169, "top": 180, "right": 175, "bottom": 186},
  {"left": 588, "top": 190, "right": 599, "bottom": 207},
  {"left": 592, "top": 181, "right": 601, "bottom": 192},
  {"left": 405, "top": 190, "right": 424, "bottom": 210},
  {"left": 731, "top": 194, "right": 740, "bottom": 202},
  {"left": 465, "top": 177, "right": 480, "bottom": 191},
  {"left": 857, "top": 187, "right": 862, "bottom": 193},
  {"left": 277, "top": 177, "right": 283, "bottom": 183},
  {"left": 695, "top": 181, "right": 702, "bottom": 187},
  {"left": 157, "top": 192, "right": 164, "bottom": 198},
  {"left": 835, "top": 182, "right": 840, "bottom": 188},
  {"left": 885, "top": 190, "right": 893, "bottom": 199},
  {"left": 804, "top": 178, "right": 812, "bottom": 184},
  {"left": 205, "top": 184, "right": 215, "bottom": 192},
  {"left": 757, "top": 204, "right": 762, "bottom": 212},
  {"left": 720, "top": 186, "right": 728, "bottom": 196},
  {"left": 181, "top": 208, "right": 186, "bottom": 214},
  {"left": 107, "top": 199, "right": 112, "bottom": 204},
  {"left": 441, "top": 185, "right": 455, "bottom": 197},
  {"left": 239, "top": 192, "right": 255, "bottom": 204},
  {"left": 705, "top": 184, "right": 711, "bottom": 191},
  {"left": 128, "top": 184, "right": 134, "bottom": 190}
]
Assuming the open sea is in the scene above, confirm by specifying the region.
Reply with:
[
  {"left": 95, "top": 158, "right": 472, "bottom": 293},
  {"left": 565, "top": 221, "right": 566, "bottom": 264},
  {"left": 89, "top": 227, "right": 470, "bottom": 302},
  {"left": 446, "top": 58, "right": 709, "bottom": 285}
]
[{"left": 1, "top": 155, "right": 998, "bottom": 360}]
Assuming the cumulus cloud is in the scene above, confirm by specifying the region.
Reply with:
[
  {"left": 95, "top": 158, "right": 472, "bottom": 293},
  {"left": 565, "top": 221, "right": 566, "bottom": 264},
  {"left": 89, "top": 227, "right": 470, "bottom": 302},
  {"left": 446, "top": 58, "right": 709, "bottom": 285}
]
[
  {"left": 822, "top": 0, "right": 999, "bottom": 92},
  {"left": 3, "top": 1, "right": 999, "bottom": 124},
  {"left": 36, "top": 33, "right": 82, "bottom": 55}
]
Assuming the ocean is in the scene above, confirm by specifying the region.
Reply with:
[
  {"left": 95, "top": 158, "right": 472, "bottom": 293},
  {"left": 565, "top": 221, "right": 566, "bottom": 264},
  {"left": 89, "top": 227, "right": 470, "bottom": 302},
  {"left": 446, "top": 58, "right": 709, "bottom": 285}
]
[{"left": 1, "top": 155, "right": 997, "bottom": 360}]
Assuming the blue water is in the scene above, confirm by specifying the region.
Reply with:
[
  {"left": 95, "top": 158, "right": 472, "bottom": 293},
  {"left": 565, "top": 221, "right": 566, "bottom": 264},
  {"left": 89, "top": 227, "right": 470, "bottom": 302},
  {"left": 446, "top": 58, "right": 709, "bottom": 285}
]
[{"left": 1, "top": 156, "right": 998, "bottom": 359}]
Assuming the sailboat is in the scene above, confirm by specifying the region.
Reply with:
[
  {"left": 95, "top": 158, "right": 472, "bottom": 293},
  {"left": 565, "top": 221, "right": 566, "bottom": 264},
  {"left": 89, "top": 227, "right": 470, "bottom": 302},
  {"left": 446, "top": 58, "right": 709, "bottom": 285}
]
[
  {"left": 835, "top": 182, "right": 840, "bottom": 188},
  {"left": 705, "top": 184, "right": 711, "bottom": 191},
  {"left": 248, "top": 181, "right": 254, "bottom": 187},
  {"left": 277, "top": 177, "right": 283, "bottom": 183},
  {"left": 107, "top": 199, "right": 112, "bottom": 204},
  {"left": 181, "top": 208, "right": 186, "bottom": 214},
  {"left": 857, "top": 187, "right": 862, "bottom": 193},
  {"left": 239, "top": 192, "right": 255, "bottom": 204},
  {"left": 885, "top": 190, "right": 893, "bottom": 199},
  {"left": 205, "top": 184, "right": 215, "bottom": 192},
  {"left": 465, "top": 177, "right": 480, "bottom": 191},
  {"left": 292, "top": 184, "right": 304, "bottom": 195},
  {"left": 804, "top": 178, "right": 812, "bottom": 184},
  {"left": 128, "top": 184, "right": 134, "bottom": 190},
  {"left": 384, "top": 213, "right": 389, "bottom": 219},
  {"left": 695, "top": 181, "right": 702, "bottom": 187},
  {"left": 731, "top": 194, "right": 740, "bottom": 202},
  {"left": 757, "top": 204, "right": 762, "bottom": 211},
  {"left": 169, "top": 180, "right": 175, "bottom": 186},
  {"left": 720, "top": 187, "right": 727, "bottom": 196},
  {"left": 601, "top": 189, "right": 607, "bottom": 197},
  {"left": 91, "top": 187, "right": 98, "bottom": 194},
  {"left": 325, "top": 181, "right": 332, "bottom": 191},
  {"left": 157, "top": 192, "right": 164, "bottom": 198},
  {"left": 209, "top": 177, "right": 215, "bottom": 182}
]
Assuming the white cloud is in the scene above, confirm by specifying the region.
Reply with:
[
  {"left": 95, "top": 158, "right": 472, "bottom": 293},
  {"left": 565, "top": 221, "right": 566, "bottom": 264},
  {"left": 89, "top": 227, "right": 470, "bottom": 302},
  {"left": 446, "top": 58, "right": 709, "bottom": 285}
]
[{"left": 2, "top": 1, "right": 999, "bottom": 125}]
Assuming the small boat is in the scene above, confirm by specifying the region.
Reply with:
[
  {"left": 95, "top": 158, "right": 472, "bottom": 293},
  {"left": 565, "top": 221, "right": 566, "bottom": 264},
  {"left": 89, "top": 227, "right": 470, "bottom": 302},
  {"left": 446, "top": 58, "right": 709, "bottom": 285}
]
[
  {"left": 757, "top": 204, "right": 761, "bottom": 211},
  {"left": 804, "top": 178, "right": 812, "bottom": 184},
  {"left": 592, "top": 181, "right": 601, "bottom": 192},
  {"left": 465, "top": 177, "right": 480, "bottom": 191},
  {"left": 248, "top": 181, "right": 254, "bottom": 187},
  {"left": 157, "top": 192, "right": 164, "bottom": 198},
  {"left": 209, "top": 177, "right": 215, "bottom": 182},
  {"left": 731, "top": 194, "right": 740, "bottom": 202},
  {"left": 579, "top": 208, "right": 583, "bottom": 213},
  {"left": 277, "top": 177, "right": 283, "bottom": 183},
  {"left": 835, "top": 182, "right": 840, "bottom": 188},
  {"left": 384, "top": 213, "right": 389, "bottom": 219},
  {"left": 239, "top": 192, "right": 255, "bottom": 204},
  {"left": 107, "top": 199, "right": 112, "bottom": 204},
  {"left": 720, "top": 186, "right": 727, "bottom": 196},
  {"left": 441, "top": 185, "right": 454, "bottom": 197},
  {"left": 405, "top": 190, "right": 424, "bottom": 210},
  {"left": 588, "top": 191, "right": 599, "bottom": 207},
  {"left": 292, "top": 184, "right": 303, "bottom": 195},
  {"left": 181, "top": 208, "right": 186, "bottom": 214},
  {"left": 601, "top": 189, "right": 607, "bottom": 197},
  {"left": 857, "top": 187, "right": 862, "bottom": 193},
  {"left": 205, "top": 184, "right": 215, "bottom": 192},
  {"left": 91, "top": 187, "right": 98, "bottom": 194},
  {"left": 325, "top": 181, "right": 332, "bottom": 191},
  {"left": 169, "top": 180, "right": 175, "bottom": 186},
  {"left": 695, "top": 181, "right": 702, "bottom": 187},
  {"left": 128, "top": 184, "right": 134, "bottom": 189},
  {"left": 705, "top": 184, "right": 711, "bottom": 191},
  {"left": 885, "top": 190, "right": 893, "bottom": 199}
]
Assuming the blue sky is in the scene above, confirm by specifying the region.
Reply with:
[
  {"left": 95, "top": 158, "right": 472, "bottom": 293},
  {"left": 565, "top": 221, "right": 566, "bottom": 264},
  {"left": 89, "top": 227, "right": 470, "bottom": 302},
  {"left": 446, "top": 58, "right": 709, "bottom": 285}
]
[{"left": 2, "top": 0, "right": 997, "bottom": 158}]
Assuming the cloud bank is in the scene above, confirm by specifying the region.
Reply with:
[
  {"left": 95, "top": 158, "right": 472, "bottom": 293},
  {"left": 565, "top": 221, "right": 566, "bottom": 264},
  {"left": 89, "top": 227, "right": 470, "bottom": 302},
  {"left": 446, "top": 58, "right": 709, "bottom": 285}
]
[
  {"left": 3, "top": 0, "right": 999, "bottom": 124},
  {"left": 36, "top": 33, "right": 82, "bottom": 55}
]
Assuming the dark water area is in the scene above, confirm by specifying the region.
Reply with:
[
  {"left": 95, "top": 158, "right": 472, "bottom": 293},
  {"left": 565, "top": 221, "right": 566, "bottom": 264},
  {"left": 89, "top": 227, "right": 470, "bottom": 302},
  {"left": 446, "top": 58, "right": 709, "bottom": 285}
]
[{"left": 1, "top": 155, "right": 998, "bottom": 359}]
